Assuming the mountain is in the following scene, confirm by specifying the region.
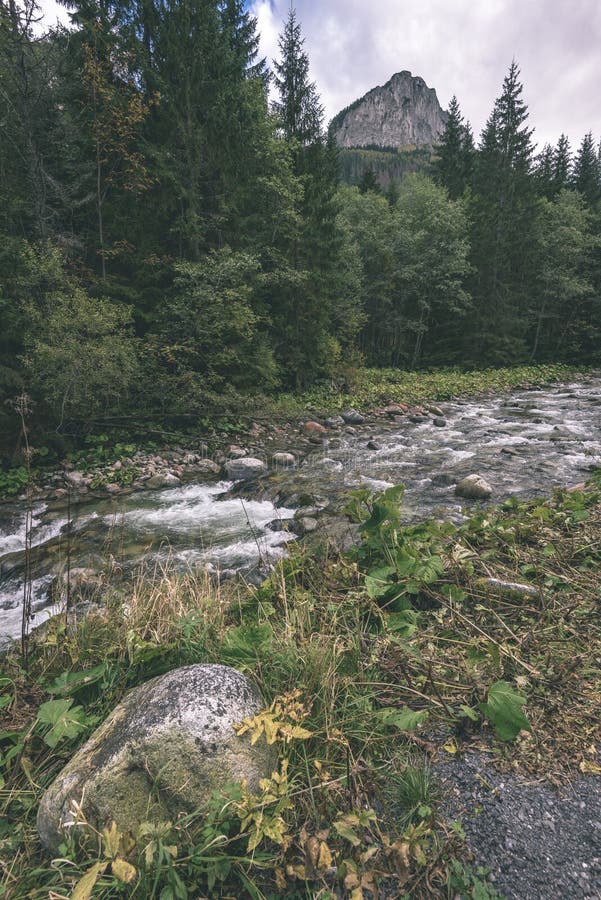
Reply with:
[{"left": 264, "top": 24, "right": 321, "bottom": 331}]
[{"left": 331, "top": 70, "right": 448, "bottom": 150}]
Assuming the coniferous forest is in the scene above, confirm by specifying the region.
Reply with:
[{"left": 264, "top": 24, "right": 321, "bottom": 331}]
[{"left": 1, "top": 0, "right": 601, "bottom": 452}]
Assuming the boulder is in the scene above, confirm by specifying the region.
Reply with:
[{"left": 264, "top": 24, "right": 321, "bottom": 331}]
[
  {"left": 37, "top": 665, "right": 275, "bottom": 854},
  {"left": 303, "top": 421, "right": 327, "bottom": 437},
  {"left": 455, "top": 474, "right": 493, "bottom": 500},
  {"left": 324, "top": 416, "right": 345, "bottom": 428},
  {"left": 225, "top": 457, "right": 267, "bottom": 480},
  {"left": 144, "top": 473, "right": 181, "bottom": 490},
  {"left": 295, "top": 516, "right": 318, "bottom": 534},
  {"left": 341, "top": 409, "right": 365, "bottom": 425},
  {"left": 432, "top": 417, "right": 447, "bottom": 427},
  {"left": 367, "top": 440, "right": 381, "bottom": 451},
  {"left": 65, "top": 471, "right": 90, "bottom": 489},
  {"left": 271, "top": 452, "right": 296, "bottom": 468}
]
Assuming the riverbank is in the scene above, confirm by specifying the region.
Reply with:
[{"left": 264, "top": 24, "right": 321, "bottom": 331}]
[
  {"left": 1, "top": 467, "right": 600, "bottom": 898},
  {"left": 0, "top": 363, "right": 589, "bottom": 501}
]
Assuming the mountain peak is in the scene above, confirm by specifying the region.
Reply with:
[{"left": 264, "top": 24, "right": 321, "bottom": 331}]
[{"left": 331, "top": 71, "right": 448, "bottom": 150}]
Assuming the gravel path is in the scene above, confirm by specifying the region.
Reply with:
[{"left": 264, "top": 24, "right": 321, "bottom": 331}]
[{"left": 437, "top": 751, "right": 601, "bottom": 899}]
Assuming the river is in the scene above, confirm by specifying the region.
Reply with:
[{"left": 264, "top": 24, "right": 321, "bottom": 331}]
[{"left": 1, "top": 379, "right": 600, "bottom": 645}]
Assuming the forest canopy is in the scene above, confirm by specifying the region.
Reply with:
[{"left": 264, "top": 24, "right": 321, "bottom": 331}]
[{"left": 1, "top": 1, "right": 600, "bottom": 450}]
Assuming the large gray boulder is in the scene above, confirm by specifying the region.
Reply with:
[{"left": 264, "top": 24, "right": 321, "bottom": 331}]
[
  {"left": 37, "top": 664, "right": 275, "bottom": 853},
  {"left": 225, "top": 457, "right": 267, "bottom": 480},
  {"left": 455, "top": 474, "right": 493, "bottom": 500}
]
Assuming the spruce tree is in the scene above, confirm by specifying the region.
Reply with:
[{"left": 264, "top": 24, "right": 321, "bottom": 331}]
[
  {"left": 553, "top": 133, "right": 572, "bottom": 194},
  {"left": 469, "top": 61, "right": 538, "bottom": 363},
  {"left": 572, "top": 132, "right": 600, "bottom": 206},
  {"left": 433, "top": 95, "right": 470, "bottom": 199},
  {"left": 534, "top": 144, "right": 554, "bottom": 198},
  {"left": 272, "top": 6, "right": 323, "bottom": 146}
]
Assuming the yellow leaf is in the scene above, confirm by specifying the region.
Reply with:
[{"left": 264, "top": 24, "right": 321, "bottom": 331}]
[
  {"left": 70, "top": 862, "right": 107, "bottom": 900},
  {"left": 317, "top": 841, "right": 333, "bottom": 870},
  {"left": 102, "top": 821, "right": 120, "bottom": 858},
  {"left": 111, "top": 858, "right": 137, "bottom": 884},
  {"left": 579, "top": 760, "right": 601, "bottom": 774},
  {"left": 443, "top": 742, "right": 457, "bottom": 754},
  {"left": 285, "top": 863, "right": 307, "bottom": 880}
]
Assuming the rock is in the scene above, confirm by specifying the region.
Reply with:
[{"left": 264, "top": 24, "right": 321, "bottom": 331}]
[
  {"left": 225, "top": 457, "right": 267, "bottom": 480},
  {"left": 303, "top": 421, "right": 327, "bottom": 437},
  {"left": 65, "top": 471, "right": 89, "bottom": 489},
  {"left": 432, "top": 417, "right": 447, "bottom": 427},
  {"left": 500, "top": 446, "right": 520, "bottom": 456},
  {"left": 144, "top": 473, "right": 181, "bottom": 490},
  {"left": 331, "top": 70, "right": 447, "bottom": 150},
  {"left": 409, "top": 414, "right": 429, "bottom": 424},
  {"left": 265, "top": 518, "right": 294, "bottom": 532},
  {"left": 426, "top": 405, "right": 444, "bottom": 417},
  {"left": 341, "top": 409, "right": 365, "bottom": 425},
  {"left": 296, "top": 517, "right": 318, "bottom": 534},
  {"left": 271, "top": 452, "right": 296, "bottom": 468},
  {"left": 455, "top": 474, "right": 493, "bottom": 500},
  {"left": 226, "top": 445, "right": 247, "bottom": 459},
  {"left": 190, "top": 460, "right": 221, "bottom": 476},
  {"left": 104, "top": 482, "right": 122, "bottom": 495},
  {"left": 367, "top": 440, "right": 381, "bottom": 450},
  {"left": 295, "top": 506, "right": 323, "bottom": 519},
  {"left": 383, "top": 403, "right": 408, "bottom": 417},
  {"left": 324, "top": 416, "right": 345, "bottom": 428},
  {"left": 37, "top": 664, "right": 275, "bottom": 854}
]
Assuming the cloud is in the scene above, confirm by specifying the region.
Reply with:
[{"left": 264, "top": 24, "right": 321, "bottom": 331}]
[{"left": 252, "top": 0, "right": 601, "bottom": 150}]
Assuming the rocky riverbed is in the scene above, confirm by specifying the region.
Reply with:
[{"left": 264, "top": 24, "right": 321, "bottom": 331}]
[{"left": 1, "top": 379, "right": 601, "bottom": 645}]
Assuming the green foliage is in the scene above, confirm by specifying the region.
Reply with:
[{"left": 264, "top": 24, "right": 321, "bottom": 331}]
[
  {"left": 479, "top": 681, "right": 532, "bottom": 742},
  {"left": 35, "top": 698, "right": 96, "bottom": 749}
]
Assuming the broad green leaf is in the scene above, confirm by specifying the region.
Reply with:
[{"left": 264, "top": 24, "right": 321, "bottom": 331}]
[
  {"left": 36, "top": 699, "right": 92, "bottom": 748},
  {"left": 479, "top": 680, "right": 531, "bottom": 741},
  {"left": 376, "top": 707, "right": 428, "bottom": 732}
]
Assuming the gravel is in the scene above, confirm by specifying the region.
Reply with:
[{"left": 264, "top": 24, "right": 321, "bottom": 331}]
[{"left": 437, "top": 751, "right": 601, "bottom": 899}]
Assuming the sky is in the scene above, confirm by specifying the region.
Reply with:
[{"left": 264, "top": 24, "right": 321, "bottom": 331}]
[{"left": 38, "top": 0, "right": 600, "bottom": 152}]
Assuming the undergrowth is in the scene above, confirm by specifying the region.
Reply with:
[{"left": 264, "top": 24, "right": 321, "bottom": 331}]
[{"left": 1, "top": 471, "right": 600, "bottom": 898}]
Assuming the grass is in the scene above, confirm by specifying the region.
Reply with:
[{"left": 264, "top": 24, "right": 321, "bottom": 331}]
[{"left": 0, "top": 471, "right": 600, "bottom": 897}]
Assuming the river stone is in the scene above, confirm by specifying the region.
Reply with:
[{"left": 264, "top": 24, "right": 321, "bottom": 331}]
[
  {"left": 37, "top": 664, "right": 274, "bottom": 854},
  {"left": 225, "top": 457, "right": 267, "bottom": 480},
  {"left": 324, "top": 416, "right": 345, "bottom": 428},
  {"left": 145, "top": 472, "right": 181, "bottom": 489},
  {"left": 455, "top": 474, "right": 493, "bottom": 500},
  {"left": 341, "top": 409, "right": 365, "bottom": 425},
  {"left": 432, "top": 417, "right": 447, "bottom": 427},
  {"left": 271, "top": 452, "right": 296, "bottom": 468},
  {"left": 303, "top": 421, "right": 327, "bottom": 436}
]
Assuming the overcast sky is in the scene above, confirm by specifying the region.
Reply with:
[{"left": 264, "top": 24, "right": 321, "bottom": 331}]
[{"left": 39, "top": 0, "right": 600, "bottom": 152}]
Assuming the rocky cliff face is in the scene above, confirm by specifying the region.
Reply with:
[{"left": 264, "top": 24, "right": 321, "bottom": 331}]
[{"left": 331, "top": 71, "right": 448, "bottom": 150}]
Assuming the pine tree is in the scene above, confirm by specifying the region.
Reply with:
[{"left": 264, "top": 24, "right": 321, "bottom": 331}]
[
  {"left": 572, "top": 132, "right": 600, "bottom": 206},
  {"left": 469, "top": 61, "right": 538, "bottom": 363},
  {"left": 553, "top": 133, "right": 572, "bottom": 194},
  {"left": 534, "top": 144, "right": 554, "bottom": 198},
  {"left": 272, "top": 6, "right": 323, "bottom": 146},
  {"left": 358, "top": 167, "right": 381, "bottom": 194},
  {"left": 432, "top": 95, "right": 471, "bottom": 199}
]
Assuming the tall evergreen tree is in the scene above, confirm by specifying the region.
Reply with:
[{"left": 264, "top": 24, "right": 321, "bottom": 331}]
[
  {"left": 272, "top": 6, "right": 323, "bottom": 145},
  {"left": 469, "top": 61, "right": 538, "bottom": 362},
  {"left": 572, "top": 132, "right": 600, "bottom": 206},
  {"left": 432, "top": 95, "right": 472, "bottom": 199},
  {"left": 553, "top": 133, "right": 572, "bottom": 194},
  {"left": 534, "top": 144, "right": 554, "bottom": 198}
]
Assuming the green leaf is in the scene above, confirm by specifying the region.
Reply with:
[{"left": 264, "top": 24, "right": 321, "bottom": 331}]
[
  {"left": 36, "top": 699, "right": 92, "bottom": 748},
  {"left": 479, "top": 680, "right": 531, "bottom": 742},
  {"left": 376, "top": 706, "right": 428, "bottom": 732}
]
